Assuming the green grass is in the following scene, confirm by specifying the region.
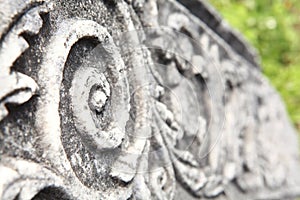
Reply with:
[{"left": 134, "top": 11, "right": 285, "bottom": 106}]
[{"left": 209, "top": 0, "right": 300, "bottom": 132}]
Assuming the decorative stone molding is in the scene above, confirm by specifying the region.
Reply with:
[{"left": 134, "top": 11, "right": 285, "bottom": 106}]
[{"left": 0, "top": 0, "right": 299, "bottom": 199}]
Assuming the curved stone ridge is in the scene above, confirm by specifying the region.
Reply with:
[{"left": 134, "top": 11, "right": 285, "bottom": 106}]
[{"left": 0, "top": 0, "right": 299, "bottom": 200}]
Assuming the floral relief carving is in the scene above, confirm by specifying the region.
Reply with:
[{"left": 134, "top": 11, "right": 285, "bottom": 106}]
[{"left": 0, "top": 0, "right": 299, "bottom": 200}]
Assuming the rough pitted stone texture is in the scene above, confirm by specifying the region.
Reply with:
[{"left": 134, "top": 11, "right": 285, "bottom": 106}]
[{"left": 0, "top": 0, "right": 300, "bottom": 199}]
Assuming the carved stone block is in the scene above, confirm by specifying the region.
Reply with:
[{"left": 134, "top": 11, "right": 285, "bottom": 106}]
[{"left": 0, "top": 0, "right": 299, "bottom": 199}]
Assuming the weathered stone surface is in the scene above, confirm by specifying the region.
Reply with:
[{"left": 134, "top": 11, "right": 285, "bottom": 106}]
[{"left": 0, "top": 0, "right": 300, "bottom": 199}]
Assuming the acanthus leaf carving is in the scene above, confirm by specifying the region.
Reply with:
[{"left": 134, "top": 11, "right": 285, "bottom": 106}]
[{"left": 0, "top": 1, "right": 51, "bottom": 121}]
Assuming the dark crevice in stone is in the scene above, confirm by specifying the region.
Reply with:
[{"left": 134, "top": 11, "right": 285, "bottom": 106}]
[{"left": 31, "top": 187, "right": 72, "bottom": 200}]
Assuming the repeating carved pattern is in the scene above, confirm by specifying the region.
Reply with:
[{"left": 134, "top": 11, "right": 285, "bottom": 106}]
[{"left": 0, "top": 0, "right": 300, "bottom": 200}]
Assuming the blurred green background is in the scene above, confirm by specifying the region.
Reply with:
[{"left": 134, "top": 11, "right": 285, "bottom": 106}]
[{"left": 209, "top": 0, "right": 300, "bottom": 133}]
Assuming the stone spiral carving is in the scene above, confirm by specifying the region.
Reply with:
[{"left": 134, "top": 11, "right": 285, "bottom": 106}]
[{"left": 0, "top": 0, "right": 300, "bottom": 199}]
